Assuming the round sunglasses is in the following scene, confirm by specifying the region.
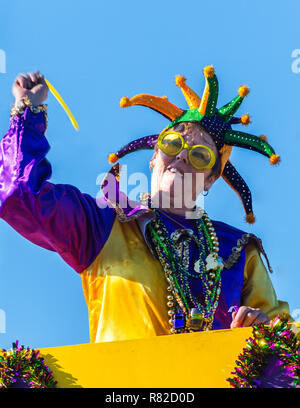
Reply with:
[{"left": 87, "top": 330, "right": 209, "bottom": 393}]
[{"left": 157, "top": 130, "right": 216, "bottom": 170}]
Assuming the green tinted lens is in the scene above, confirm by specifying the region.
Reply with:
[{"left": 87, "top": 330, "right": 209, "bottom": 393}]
[
  {"left": 160, "top": 133, "right": 183, "bottom": 155},
  {"left": 190, "top": 146, "right": 212, "bottom": 169}
]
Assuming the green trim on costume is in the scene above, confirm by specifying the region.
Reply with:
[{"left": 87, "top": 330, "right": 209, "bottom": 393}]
[
  {"left": 204, "top": 76, "right": 219, "bottom": 117},
  {"left": 167, "top": 109, "right": 204, "bottom": 129},
  {"left": 218, "top": 95, "right": 243, "bottom": 122},
  {"left": 224, "top": 130, "right": 275, "bottom": 157}
]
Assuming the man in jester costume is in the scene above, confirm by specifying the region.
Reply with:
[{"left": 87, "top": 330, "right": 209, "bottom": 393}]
[{"left": 0, "top": 67, "right": 290, "bottom": 342}]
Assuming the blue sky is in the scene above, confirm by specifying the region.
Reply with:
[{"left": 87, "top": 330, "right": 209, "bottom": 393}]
[{"left": 0, "top": 0, "right": 300, "bottom": 350}]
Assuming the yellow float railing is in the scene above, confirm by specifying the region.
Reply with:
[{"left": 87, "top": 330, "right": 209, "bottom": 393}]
[{"left": 40, "top": 327, "right": 254, "bottom": 388}]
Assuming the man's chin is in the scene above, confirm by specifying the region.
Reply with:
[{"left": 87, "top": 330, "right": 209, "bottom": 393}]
[{"left": 151, "top": 188, "right": 196, "bottom": 210}]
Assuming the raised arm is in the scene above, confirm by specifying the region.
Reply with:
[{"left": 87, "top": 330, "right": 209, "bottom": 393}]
[{"left": 0, "top": 72, "right": 115, "bottom": 273}]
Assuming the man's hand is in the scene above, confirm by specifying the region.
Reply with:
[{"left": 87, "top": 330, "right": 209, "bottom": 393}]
[
  {"left": 12, "top": 71, "right": 48, "bottom": 106},
  {"left": 230, "top": 306, "right": 270, "bottom": 328}
]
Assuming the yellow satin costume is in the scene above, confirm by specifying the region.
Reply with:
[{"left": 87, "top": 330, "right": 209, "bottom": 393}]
[{"left": 81, "top": 216, "right": 290, "bottom": 344}]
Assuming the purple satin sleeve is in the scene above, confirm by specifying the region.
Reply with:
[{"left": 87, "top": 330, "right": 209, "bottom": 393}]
[{"left": 0, "top": 107, "right": 116, "bottom": 273}]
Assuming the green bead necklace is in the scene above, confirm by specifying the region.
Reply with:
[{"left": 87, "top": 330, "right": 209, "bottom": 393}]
[{"left": 145, "top": 194, "right": 224, "bottom": 333}]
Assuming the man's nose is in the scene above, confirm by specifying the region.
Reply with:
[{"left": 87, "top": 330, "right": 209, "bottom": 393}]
[{"left": 176, "top": 148, "right": 189, "bottom": 164}]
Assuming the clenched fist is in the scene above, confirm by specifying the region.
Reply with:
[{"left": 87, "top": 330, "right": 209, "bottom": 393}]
[{"left": 12, "top": 71, "right": 48, "bottom": 106}]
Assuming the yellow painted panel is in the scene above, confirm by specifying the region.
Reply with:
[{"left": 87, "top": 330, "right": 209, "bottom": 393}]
[{"left": 40, "top": 327, "right": 253, "bottom": 388}]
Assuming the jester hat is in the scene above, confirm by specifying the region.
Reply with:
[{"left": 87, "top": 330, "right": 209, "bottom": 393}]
[{"left": 108, "top": 66, "right": 280, "bottom": 224}]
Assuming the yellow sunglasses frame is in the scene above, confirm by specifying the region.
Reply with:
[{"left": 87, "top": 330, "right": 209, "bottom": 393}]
[{"left": 157, "top": 130, "right": 216, "bottom": 170}]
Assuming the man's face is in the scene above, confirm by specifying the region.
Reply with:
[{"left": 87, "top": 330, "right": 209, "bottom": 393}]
[{"left": 149, "top": 122, "right": 219, "bottom": 211}]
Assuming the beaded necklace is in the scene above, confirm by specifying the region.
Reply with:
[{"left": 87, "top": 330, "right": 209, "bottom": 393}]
[{"left": 145, "top": 194, "right": 224, "bottom": 333}]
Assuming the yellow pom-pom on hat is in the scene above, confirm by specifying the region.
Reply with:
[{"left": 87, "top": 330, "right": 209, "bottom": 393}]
[
  {"left": 246, "top": 212, "right": 256, "bottom": 224},
  {"left": 175, "top": 75, "right": 186, "bottom": 87},
  {"left": 269, "top": 154, "right": 280, "bottom": 165},
  {"left": 120, "top": 96, "right": 131, "bottom": 108},
  {"left": 203, "top": 65, "right": 215, "bottom": 78},
  {"left": 108, "top": 153, "right": 118, "bottom": 164},
  {"left": 240, "top": 114, "right": 251, "bottom": 125},
  {"left": 238, "top": 85, "right": 250, "bottom": 98}
]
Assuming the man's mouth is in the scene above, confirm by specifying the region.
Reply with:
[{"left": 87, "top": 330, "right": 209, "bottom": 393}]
[{"left": 167, "top": 166, "right": 183, "bottom": 176}]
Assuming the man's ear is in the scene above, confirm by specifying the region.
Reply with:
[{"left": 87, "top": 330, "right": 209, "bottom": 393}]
[
  {"left": 150, "top": 150, "right": 158, "bottom": 169},
  {"left": 204, "top": 172, "right": 218, "bottom": 190}
]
